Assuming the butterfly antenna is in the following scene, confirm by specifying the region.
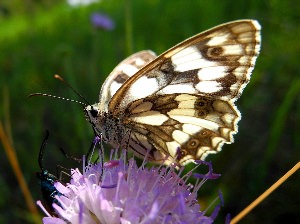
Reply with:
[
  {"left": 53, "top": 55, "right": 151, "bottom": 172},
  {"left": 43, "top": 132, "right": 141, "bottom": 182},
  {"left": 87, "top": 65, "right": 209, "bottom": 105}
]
[
  {"left": 53, "top": 74, "right": 91, "bottom": 106},
  {"left": 29, "top": 93, "right": 87, "bottom": 107},
  {"left": 29, "top": 74, "right": 91, "bottom": 107}
]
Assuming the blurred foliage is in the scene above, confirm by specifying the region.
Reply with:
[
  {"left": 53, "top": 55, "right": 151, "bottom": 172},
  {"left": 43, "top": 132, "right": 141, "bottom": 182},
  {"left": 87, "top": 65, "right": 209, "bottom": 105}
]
[{"left": 0, "top": 0, "right": 299, "bottom": 223}]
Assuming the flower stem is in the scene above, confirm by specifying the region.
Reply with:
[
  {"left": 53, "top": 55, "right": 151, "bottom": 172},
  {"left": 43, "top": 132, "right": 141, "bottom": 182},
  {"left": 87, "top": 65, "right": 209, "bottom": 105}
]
[
  {"left": 231, "top": 162, "right": 300, "bottom": 224},
  {"left": 0, "top": 121, "right": 41, "bottom": 223}
]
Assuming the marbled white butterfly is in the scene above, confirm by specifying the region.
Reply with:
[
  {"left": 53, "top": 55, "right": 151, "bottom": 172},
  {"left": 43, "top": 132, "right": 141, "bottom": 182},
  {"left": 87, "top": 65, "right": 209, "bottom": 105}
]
[{"left": 85, "top": 20, "right": 261, "bottom": 166}]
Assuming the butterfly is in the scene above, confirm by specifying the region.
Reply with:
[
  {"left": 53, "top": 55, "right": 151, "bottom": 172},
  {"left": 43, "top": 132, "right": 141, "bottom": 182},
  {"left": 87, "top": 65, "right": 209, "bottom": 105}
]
[{"left": 85, "top": 20, "right": 261, "bottom": 166}]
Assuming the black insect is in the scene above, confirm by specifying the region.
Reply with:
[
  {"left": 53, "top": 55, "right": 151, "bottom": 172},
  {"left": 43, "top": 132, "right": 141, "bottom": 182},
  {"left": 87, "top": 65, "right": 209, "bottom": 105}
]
[
  {"left": 36, "top": 131, "right": 101, "bottom": 215},
  {"left": 36, "top": 131, "right": 63, "bottom": 214}
]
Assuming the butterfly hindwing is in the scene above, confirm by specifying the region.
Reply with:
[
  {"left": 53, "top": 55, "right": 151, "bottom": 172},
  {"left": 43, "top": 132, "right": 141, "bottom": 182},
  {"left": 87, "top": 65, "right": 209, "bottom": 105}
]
[
  {"left": 98, "top": 50, "right": 156, "bottom": 111},
  {"left": 124, "top": 93, "right": 240, "bottom": 165}
]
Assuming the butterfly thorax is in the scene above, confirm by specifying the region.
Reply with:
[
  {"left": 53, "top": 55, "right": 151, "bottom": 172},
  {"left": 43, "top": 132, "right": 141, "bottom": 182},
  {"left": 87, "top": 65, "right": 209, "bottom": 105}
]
[{"left": 85, "top": 104, "right": 128, "bottom": 147}]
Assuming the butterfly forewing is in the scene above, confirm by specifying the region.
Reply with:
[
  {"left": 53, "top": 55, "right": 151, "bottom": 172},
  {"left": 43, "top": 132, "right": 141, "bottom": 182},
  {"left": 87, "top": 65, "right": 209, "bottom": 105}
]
[
  {"left": 109, "top": 20, "right": 260, "bottom": 112},
  {"left": 86, "top": 20, "right": 261, "bottom": 166}
]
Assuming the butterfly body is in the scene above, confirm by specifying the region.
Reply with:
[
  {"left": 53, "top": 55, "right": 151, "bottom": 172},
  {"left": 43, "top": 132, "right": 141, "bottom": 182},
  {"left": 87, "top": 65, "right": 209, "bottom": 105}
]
[{"left": 85, "top": 20, "right": 261, "bottom": 166}]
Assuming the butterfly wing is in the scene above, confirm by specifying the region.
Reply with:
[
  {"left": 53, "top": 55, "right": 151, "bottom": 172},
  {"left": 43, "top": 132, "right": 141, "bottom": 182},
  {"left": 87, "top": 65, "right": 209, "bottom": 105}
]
[
  {"left": 98, "top": 50, "right": 157, "bottom": 111},
  {"left": 108, "top": 20, "right": 261, "bottom": 165},
  {"left": 110, "top": 20, "right": 261, "bottom": 112},
  {"left": 123, "top": 93, "right": 241, "bottom": 165}
]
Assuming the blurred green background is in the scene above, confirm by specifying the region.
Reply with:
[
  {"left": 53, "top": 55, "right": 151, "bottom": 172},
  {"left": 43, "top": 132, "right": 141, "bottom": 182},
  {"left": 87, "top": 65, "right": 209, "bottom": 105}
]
[{"left": 0, "top": 0, "right": 299, "bottom": 223}]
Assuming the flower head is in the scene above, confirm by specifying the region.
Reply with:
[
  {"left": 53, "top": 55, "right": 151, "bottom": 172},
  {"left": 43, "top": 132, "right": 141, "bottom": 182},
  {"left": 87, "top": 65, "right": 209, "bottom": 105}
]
[
  {"left": 90, "top": 12, "right": 115, "bottom": 30},
  {"left": 37, "top": 148, "right": 222, "bottom": 224}
]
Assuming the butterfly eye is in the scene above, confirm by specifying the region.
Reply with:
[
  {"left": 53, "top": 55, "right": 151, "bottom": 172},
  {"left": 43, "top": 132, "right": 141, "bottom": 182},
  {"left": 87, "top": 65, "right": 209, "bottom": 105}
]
[{"left": 90, "top": 107, "right": 99, "bottom": 118}]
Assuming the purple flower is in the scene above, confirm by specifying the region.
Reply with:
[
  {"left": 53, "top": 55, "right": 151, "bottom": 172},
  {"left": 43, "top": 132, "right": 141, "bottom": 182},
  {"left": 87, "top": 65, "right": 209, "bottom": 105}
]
[
  {"left": 37, "top": 149, "right": 222, "bottom": 224},
  {"left": 90, "top": 12, "right": 115, "bottom": 30}
]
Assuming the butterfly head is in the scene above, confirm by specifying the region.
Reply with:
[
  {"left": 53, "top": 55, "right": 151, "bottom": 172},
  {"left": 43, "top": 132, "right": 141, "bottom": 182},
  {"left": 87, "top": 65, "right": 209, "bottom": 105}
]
[
  {"left": 84, "top": 103, "right": 129, "bottom": 148},
  {"left": 85, "top": 104, "right": 99, "bottom": 118},
  {"left": 84, "top": 104, "right": 103, "bottom": 134}
]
